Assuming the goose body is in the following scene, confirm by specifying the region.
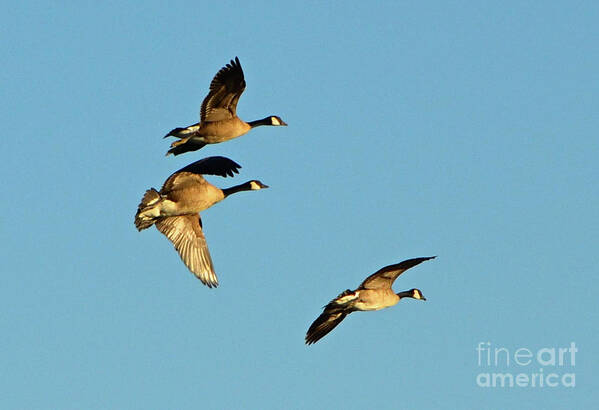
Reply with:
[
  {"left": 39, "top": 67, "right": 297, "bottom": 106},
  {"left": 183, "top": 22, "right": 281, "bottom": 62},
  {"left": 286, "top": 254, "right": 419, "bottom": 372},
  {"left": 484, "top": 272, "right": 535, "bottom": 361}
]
[
  {"left": 164, "top": 57, "right": 287, "bottom": 156},
  {"left": 305, "top": 256, "right": 435, "bottom": 345},
  {"left": 134, "top": 156, "right": 268, "bottom": 287}
]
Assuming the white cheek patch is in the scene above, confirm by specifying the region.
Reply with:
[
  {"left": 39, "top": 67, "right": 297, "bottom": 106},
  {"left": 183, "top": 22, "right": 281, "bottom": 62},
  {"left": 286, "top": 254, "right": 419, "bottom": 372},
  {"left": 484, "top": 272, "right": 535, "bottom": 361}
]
[
  {"left": 337, "top": 291, "right": 358, "bottom": 304},
  {"left": 413, "top": 290, "right": 422, "bottom": 299},
  {"left": 250, "top": 181, "right": 260, "bottom": 190},
  {"left": 271, "top": 117, "right": 281, "bottom": 126}
]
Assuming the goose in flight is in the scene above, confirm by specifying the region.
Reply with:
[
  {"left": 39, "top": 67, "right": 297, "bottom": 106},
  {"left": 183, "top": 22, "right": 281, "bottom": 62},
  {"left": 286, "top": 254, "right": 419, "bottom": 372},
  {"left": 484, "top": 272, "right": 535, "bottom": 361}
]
[
  {"left": 134, "top": 156, "right": 268, "bottom": 287},
  {"left": 164, "top": 57, "right": 287, "bottom": 156},
  {"left": 305, "top": 256, "right": 435, "bottom": 344}
]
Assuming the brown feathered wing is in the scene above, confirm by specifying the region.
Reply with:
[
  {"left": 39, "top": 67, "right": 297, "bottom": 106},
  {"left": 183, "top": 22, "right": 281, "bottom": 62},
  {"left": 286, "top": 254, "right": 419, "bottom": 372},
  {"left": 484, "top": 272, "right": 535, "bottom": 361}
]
[
  {"left": 200, "top": 57, "right": 246, "bottom": 122},
  {"left": 155, "top": 214, "right": 218, "bottom": 288}
]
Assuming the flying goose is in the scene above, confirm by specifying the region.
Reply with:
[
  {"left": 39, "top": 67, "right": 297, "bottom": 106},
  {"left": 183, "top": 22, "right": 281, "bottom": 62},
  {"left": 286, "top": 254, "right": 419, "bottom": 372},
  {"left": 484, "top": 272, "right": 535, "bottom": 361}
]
[
  {"left": 164, "top": 57, "right": 287, "bottom": 156},
  {"left": 134, "top": 156, "right": 268, "bottom": 287},
  {"left": 305, "top": 256, "right": 435, "bottom": 345}
]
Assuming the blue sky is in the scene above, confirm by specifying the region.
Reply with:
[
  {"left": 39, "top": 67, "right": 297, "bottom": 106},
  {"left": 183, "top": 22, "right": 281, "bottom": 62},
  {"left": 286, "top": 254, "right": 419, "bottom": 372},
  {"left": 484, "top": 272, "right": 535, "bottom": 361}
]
[{"left": 2, "top": 1, "right": 598, "bottom": 409}]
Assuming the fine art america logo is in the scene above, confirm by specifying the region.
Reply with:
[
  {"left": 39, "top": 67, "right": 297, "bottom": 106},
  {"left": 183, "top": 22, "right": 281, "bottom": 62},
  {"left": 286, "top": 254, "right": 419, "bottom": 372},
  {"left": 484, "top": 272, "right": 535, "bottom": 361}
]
[{"left": 476, "top": 342, "right": 577, "bottom": 388}]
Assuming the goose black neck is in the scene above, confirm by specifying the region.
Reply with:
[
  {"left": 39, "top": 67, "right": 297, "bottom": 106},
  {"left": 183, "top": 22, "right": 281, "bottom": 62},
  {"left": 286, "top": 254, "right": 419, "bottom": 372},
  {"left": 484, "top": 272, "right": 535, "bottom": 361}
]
[
  {"left": 222, "top": 181, "right": 253, "bottom": 197},
  {"left": 396, "top": 290, "right": 413, "bottom": 299},
  {"left": 248, "top": 117, "right": 272, "bottom": 128}
]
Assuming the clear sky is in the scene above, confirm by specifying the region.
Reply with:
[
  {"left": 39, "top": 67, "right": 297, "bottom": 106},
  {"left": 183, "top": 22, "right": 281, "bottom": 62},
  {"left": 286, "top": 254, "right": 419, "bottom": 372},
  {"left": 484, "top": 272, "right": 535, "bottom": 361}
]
[{"left": 2, "top": 1, "right": 598, "bottom": 409}]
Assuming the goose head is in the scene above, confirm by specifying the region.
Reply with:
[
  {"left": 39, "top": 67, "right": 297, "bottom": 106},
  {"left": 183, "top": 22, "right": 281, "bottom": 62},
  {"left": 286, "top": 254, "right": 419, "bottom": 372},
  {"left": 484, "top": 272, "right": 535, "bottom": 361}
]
[
  {"left": 397, "top": 288, "right": 426, "bottom": 301},
  {"left": 269, "top": 116, "right": 287, "bottom": 126},
  {"left": 249, "top": 180, "right": 269, "bottom": 190},
  {"left": 409, "top": 288, "right": 426, "bottom": 301}
]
